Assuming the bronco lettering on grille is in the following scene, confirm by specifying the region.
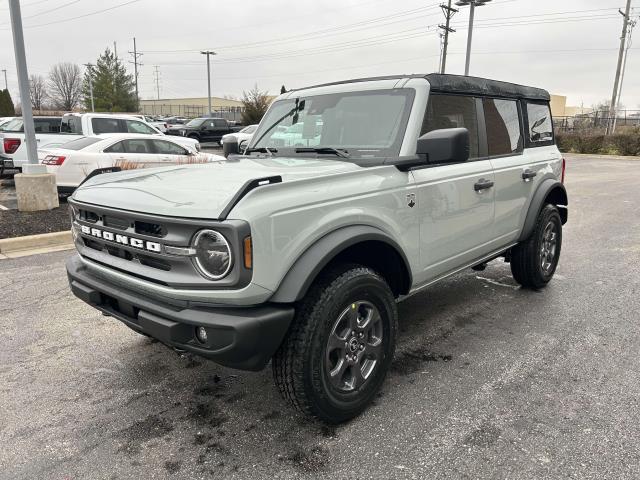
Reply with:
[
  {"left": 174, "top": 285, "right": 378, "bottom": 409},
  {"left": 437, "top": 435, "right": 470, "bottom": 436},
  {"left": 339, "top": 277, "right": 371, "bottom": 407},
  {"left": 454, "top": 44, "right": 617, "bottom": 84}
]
[{"left": 79, "top": 224, "right": 162, "bottom": 253}]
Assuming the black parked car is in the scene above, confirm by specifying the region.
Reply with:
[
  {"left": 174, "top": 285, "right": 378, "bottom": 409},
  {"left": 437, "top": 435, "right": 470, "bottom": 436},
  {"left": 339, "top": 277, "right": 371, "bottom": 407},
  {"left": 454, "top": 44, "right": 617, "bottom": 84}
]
[{"left": 166, "top": 117, "right": 240, "bottom": 144}]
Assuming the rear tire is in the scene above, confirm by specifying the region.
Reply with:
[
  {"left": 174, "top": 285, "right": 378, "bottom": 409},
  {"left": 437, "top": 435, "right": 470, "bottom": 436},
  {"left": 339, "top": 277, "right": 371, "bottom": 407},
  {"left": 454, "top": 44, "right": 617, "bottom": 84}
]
[
  {"left": 273, "top": 265, "right": 397, "bottom": 423},
  {"left": 511, "top": 204, "right": 562, "bottom": 289}
]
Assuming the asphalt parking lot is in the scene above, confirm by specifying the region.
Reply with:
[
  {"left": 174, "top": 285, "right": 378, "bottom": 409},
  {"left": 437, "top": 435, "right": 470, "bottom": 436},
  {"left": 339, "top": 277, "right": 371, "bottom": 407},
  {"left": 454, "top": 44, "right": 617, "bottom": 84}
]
[{"left": 1, "top": 154, "right": 639, "bottom": 479}]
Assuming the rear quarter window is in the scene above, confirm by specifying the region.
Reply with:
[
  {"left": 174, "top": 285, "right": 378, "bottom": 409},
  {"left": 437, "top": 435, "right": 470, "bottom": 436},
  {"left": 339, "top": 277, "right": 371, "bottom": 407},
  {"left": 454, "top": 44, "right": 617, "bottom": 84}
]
[{"left": 526, "top": 102, "right": 554, "bottom": 145}]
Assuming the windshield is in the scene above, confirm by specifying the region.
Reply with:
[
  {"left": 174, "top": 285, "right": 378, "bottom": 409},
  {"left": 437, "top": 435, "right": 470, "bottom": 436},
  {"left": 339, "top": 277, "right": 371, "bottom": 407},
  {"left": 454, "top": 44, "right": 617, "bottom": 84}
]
[
  {"left": 250, "top": 89, "right": 414, "bottom": 158},
  {"left": 185, "top": 118, "right": 206, "bottom": 128}
]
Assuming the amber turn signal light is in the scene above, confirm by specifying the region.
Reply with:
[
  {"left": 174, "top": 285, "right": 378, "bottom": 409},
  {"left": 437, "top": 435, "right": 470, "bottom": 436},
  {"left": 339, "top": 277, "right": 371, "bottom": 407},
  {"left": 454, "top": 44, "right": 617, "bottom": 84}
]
[{"left": 243, "top": 236, "right": 252, "bottom": 269}]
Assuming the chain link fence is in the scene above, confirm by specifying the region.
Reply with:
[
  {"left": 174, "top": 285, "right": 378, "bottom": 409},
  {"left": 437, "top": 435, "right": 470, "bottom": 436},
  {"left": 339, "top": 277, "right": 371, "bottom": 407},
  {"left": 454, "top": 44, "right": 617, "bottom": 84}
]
[{"left": 555, "top": 110, "right": 640, "bottom": 133}]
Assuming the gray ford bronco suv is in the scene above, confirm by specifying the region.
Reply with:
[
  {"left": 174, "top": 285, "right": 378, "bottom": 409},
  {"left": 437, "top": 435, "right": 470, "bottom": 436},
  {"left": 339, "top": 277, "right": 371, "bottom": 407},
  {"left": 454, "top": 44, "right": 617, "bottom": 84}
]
[{"left": 66, "top": 74, "right": 568, "bottom": 423}]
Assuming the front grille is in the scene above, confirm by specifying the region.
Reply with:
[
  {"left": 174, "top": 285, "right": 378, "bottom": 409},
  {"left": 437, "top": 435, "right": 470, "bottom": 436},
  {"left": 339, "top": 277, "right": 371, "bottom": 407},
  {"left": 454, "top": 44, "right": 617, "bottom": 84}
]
[
  {"left": 135, "top": 220, "right": 166, "bottom": 237},
  {"left": 104, "top": 215, "right": 131, "bottom": 230},
  {"left": 70, "top": 199, "right": 250, "bottom": 290}
]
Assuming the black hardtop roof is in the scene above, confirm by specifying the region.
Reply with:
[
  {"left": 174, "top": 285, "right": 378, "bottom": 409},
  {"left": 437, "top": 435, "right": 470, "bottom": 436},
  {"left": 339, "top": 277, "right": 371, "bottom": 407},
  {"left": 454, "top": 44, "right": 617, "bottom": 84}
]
[{"left": 291, "top": 73, "right": 550, "bottom": 102}]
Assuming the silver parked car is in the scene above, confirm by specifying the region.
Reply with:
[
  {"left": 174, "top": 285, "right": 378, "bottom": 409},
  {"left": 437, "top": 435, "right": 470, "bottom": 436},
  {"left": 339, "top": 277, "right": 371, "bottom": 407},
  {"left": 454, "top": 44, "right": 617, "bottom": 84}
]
[{"left": 65, "top": 73, "right": 567, "bottom": 423}]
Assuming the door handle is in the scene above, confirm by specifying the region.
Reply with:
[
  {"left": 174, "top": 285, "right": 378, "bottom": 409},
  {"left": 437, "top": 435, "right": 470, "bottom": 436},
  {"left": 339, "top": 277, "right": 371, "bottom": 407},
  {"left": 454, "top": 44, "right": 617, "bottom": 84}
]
[
  {"left": 474, "top": 178, "right": 494, "bottom": 192},
  {"left": 522, "top": 169, "right": 537, "bottom": 181}
]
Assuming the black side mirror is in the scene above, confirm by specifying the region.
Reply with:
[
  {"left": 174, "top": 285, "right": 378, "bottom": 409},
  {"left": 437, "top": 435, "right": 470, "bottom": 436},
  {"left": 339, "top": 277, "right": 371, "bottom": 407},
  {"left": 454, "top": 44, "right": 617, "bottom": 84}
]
[
  {"left": 417, "top": 128, "right": 469, "bottom": 164},
  {"left": 223, "top": 138, "right": 239, "bottom": 158}
]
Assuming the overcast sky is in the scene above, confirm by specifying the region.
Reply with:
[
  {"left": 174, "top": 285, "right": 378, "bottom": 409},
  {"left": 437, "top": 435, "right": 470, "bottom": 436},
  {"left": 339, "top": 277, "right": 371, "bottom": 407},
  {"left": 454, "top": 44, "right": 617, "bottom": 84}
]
[{"left": 0, "top": 0, "right": 638, "bottom": 110}]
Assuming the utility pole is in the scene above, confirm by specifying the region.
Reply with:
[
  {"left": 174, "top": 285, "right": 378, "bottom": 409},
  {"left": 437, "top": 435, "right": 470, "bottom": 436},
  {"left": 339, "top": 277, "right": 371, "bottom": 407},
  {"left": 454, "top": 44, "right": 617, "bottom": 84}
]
[
  {"left": 128, "top": 37, "right": 143, "bottom": 112},
  {"left": 456, "top": 0, "right": 492, "bottom": 76},
  {"left": 114, "top": 41, "right": 118, "bottom": 60},
  {"left": 83, "top": 63, "right": 95, "bottom": 112},
  {"left": 153, "top": 65, "right": 161, "bottom": 100},
  {"left": 612, "top": 17, "right": 637, "bottom": 134},
  {"left": 439, "top": 0, "right": 458, "bottom": 73},
  {"left": 201, "top": 50, "right": 216, "bottom": 116},
  {"left": 1, "top": 69, "right": 7, "bottom": 90},
  {"left": 607, "top": 0, "right": 633, "bottom": 135}
]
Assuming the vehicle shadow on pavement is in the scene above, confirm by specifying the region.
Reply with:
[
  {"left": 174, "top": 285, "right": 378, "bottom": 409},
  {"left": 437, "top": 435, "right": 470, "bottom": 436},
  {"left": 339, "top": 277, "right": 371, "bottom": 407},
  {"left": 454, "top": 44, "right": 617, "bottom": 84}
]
[{"left": 73, "top": 261, "right": 538, "bottom": 477}]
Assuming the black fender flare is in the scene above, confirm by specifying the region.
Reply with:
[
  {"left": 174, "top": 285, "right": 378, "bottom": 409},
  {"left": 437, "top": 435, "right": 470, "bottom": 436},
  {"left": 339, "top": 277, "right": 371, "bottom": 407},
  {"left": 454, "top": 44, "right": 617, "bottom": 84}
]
[
  {"left": 269, "top": 225, "right": 412, "bottom": 303},
  {"left": 519, "top": 179, "right": 568, "bottom": 242}
]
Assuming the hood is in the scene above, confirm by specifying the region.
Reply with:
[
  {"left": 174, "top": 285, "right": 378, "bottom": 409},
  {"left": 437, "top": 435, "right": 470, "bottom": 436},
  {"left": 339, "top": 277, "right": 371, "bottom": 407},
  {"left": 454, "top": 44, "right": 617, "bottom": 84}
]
[{"left": 72, "top": 156, "right": 361, "bottom": 219}]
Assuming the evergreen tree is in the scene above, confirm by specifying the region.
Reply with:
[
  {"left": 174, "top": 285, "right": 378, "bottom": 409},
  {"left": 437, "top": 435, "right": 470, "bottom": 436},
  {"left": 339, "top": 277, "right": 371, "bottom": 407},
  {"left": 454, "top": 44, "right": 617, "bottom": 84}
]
[
  {"left": 83, "top": 48, "right": 137, "bottom": 112},
  {"left": 0, "top": 89, "right": 16, "bottom": 116}
]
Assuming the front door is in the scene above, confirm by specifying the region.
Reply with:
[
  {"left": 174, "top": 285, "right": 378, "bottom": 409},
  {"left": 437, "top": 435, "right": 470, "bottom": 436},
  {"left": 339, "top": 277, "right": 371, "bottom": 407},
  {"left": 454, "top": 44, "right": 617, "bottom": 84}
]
[{"left": 411, "top": 93, "right": 497, "bottom": 285}]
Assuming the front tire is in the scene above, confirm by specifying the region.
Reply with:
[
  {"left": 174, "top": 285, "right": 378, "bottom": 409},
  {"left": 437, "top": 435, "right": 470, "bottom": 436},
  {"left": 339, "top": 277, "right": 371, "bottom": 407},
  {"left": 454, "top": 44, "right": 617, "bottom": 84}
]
[
  {"left": 511, "top": 204, "right": 562, "bottom": 289},
  {"left": 273, "top": 265, "right": 397, "bottom": 423}
]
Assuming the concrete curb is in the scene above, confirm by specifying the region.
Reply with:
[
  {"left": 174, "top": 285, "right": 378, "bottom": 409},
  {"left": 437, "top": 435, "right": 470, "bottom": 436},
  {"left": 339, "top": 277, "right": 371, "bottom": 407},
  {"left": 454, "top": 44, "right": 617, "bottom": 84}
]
[{"left": 0, "top": 230, "right": 73, "bottom": 255}]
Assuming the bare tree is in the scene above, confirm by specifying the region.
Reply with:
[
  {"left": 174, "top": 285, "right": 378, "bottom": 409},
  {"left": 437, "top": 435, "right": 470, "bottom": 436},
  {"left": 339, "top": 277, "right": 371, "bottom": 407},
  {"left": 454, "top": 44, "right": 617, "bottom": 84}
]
[
  {"left": 29, "top": 74, "right": 47, "bottom": 111},
  {"left": 48, "top": 63, "right": 82, "bottom": 111}
]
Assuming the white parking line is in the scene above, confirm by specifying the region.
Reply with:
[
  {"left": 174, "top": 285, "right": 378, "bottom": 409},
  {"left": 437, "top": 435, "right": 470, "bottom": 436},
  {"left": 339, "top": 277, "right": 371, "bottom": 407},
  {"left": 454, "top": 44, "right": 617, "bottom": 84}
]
[{"left": 0, "top": 203, "right": 8, "bottom": 210}]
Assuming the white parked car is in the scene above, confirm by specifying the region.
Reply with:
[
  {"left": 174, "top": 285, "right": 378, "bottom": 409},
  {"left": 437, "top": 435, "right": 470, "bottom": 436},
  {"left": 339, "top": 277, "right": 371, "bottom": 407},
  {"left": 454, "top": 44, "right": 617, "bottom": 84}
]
[
  {"left": 39, "top": 134, "right": 225, "bottom": 193},
  {"left": 1, "top": 113, "right": 200, "bottom": 173},
  {"left": 131, "top": 114, "right": 168, "bottom": 133},
  {"left": 220, "top": 124, "right": 258, "bottom": 150}
]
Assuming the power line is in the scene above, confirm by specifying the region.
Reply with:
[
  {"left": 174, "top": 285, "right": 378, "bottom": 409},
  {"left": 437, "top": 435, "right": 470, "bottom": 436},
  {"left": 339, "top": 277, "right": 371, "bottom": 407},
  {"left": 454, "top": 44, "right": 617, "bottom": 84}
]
[
  {"left": 0, "top": 0, "right": 142, "bottom": 30},
  {"left": 140, "top": 4, "right": 444, "bottom": 55}
]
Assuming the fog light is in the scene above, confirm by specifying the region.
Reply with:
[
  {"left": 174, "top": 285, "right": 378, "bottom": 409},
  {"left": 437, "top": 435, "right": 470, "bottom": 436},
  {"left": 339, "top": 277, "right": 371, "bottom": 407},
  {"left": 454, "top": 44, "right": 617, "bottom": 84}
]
[{"left": 195, "top": 327, "right": 208, "bottom": 344}]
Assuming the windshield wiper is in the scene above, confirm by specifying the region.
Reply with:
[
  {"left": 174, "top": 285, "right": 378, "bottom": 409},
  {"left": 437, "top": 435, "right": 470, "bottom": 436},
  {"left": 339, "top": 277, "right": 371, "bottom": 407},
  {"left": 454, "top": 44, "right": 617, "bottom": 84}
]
[
  {"left": 294, "top": 147, "right": 350, "bottom": 158},
  {"left": 245, "top": 146, "right": 278, "bottom": 156}
]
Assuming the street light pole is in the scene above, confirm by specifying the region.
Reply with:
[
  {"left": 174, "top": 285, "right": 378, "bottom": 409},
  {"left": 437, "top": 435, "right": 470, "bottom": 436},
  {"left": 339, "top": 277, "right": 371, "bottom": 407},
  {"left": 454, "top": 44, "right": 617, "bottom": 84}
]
[
  {"left": 1, "top": 69, "right": 7, "bottom": 90},
  {"left": 9, "top": 0, "right": 58, "bottom": 212},
  {"left": 8, "top": 0, "right": 38, "bottom": 170},
  {"left": 456, "top": 0, "right": 492, "bottom": 76},
  {"left": 201, "top": 50, "right": 216, "bottom": 116}
]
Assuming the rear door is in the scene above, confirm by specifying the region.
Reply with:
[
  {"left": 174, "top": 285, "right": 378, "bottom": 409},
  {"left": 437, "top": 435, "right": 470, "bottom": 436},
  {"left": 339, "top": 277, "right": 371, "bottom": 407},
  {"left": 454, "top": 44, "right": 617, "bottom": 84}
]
[
  {"left": 489, "top": 100, "right": 561, "bottom": 242},
  {"left": 105, "top": 139, "right": 160, "bottom": 169},
  {"left": 410, "top": 93, "right": 497, "bottom": 283},
  {"left": 149, "top": 139, "right": 191, "bottom": 164}
]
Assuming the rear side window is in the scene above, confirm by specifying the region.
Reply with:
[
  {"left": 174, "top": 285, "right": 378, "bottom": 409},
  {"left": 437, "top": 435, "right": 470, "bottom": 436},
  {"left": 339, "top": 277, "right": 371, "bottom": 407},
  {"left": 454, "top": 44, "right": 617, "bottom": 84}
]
[
  {"left": 92, "top": 118, "right": 122, "bottom": 134},
  {"left": 483, "top": 98, "right": 522, "bottom": 156},
  {"left": 123, "top": 139, "right": 151, "bottom": 154},
  {"left": 526, "top": 102, "right": 553, "bottom": 144},
  {"left": 422, "top": 94, "right": 479, "bottom": 159},
  {"left": 104, "top": 141, "right": 125, "bottom": 153},
  {"left": 151, "top": 139, "right": 188, "bottom": 155}
]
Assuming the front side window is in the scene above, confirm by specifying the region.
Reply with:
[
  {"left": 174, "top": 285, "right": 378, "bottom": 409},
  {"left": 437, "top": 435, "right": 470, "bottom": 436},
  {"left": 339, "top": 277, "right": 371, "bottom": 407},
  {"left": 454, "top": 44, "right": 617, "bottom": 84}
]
[
  {"left": 251, "top": 89, "right": 414, "bottom": 158},
  {"left": 213, "top": 119, "right": 227, "bottom": 128},
  {"left": 422, "top": 94, "right": 479, "bottom": 159},
  {"left": 151, "top": 139, "right": 188, "bottom": 155},
  {"left": 526, "top": 102, "right": 553, "bottom": 143},
  {"left": 92, "top": 118, "right": 121, "bottom": 134},
  {"left": 483, "top": 98, "right": 522, "bottom": 156},
  {"left": 126, "top": 120, "right": 157, "bottom": 134}
]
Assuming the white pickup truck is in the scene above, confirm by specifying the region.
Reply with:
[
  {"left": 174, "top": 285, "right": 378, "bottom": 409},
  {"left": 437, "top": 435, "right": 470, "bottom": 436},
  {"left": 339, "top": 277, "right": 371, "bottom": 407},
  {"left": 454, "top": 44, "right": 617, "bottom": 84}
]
[{"left": 0, "top": 113, "right": 199, "bottom": 173}]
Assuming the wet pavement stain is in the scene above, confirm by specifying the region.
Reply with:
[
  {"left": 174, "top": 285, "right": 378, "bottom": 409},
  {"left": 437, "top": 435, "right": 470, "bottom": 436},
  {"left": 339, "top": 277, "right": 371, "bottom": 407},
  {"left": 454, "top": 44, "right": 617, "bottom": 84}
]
[{"left": 115, "top": 414, "right": 174, "bottom": 456}]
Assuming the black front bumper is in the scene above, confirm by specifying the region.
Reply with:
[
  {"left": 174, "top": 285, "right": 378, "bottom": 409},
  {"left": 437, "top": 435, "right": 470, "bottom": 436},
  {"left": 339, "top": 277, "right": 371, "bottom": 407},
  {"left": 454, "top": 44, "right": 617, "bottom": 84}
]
[{"left": 66, "top": 255, "right": 294, "bottom": 371}]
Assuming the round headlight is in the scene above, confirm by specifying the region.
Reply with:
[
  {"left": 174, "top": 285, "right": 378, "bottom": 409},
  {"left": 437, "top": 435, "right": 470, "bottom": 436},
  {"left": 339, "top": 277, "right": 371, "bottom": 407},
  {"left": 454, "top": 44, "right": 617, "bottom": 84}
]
[{"left": 192, "top": 229, "right": 232, "bottom": 280}]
